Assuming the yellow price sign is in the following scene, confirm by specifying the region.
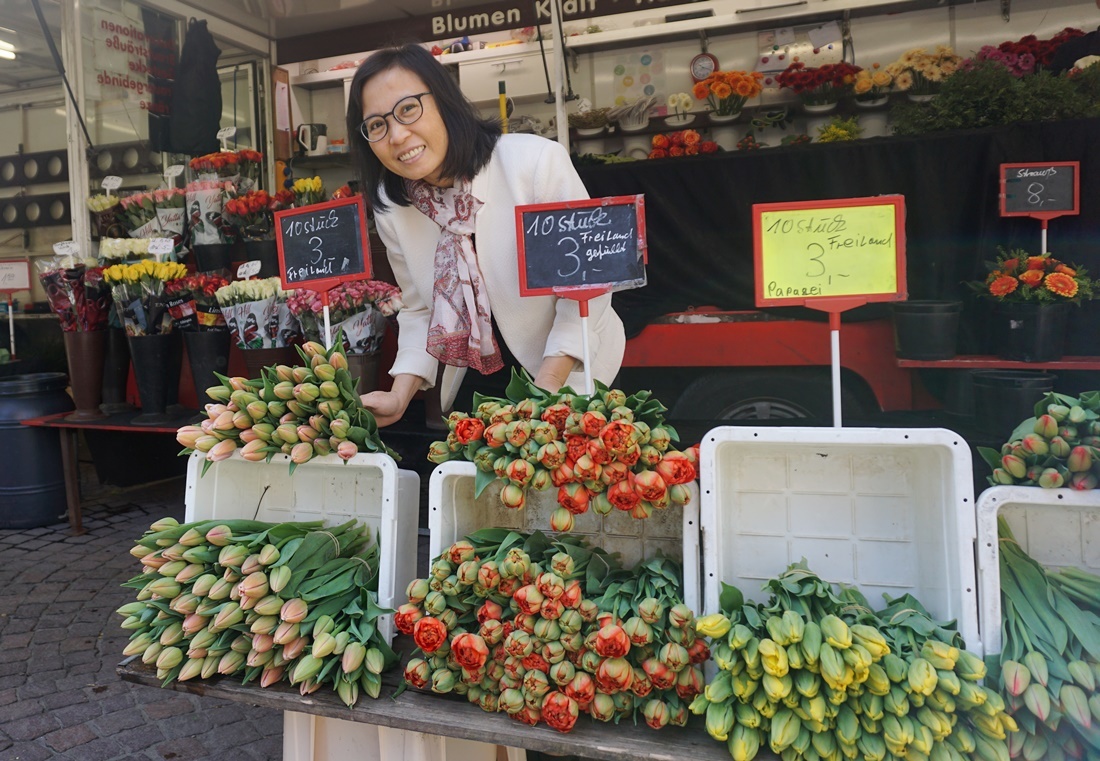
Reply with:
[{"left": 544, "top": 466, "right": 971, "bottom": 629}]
[{"left": 753, "top": 195, "right": 907, "bottom": 307}]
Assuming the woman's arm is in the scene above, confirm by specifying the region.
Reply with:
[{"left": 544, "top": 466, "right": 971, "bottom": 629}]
[
  {"left": 360, "top": 373, "right": 423, "bottom": 427},
  {"left": 533, "top": 354, "right": 579, "bottom": 392}
]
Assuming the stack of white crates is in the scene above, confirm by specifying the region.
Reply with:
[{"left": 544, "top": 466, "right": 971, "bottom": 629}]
[
  {"left": 184, "top": 450, "right": 425, "bottom": 761},
  {"left": 698, "top": 427, "right": 982, "bottom": 654}
]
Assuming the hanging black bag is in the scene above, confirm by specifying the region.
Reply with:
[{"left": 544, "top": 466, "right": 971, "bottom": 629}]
[{"left": 169, "top": 19, "right": 222, "bottom": 155}]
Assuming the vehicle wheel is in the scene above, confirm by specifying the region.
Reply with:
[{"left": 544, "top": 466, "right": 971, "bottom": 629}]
[{"left": 669, "top": 370, "right": 869, "bottom": 423}]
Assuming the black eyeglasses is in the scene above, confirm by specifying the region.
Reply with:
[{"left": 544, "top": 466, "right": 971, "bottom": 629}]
[{"left": 359, "top": 92, "right": 433, "bottom": 143}]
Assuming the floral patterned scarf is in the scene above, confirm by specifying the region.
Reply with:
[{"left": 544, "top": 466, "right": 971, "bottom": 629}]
[{"left": 408, "top": 178, "right": 503, "bottom": 374}]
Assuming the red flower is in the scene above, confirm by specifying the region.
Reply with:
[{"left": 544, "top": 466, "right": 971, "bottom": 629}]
[
  {"left": 687, "top": 639, "right": 711, "bottom": 664},
  {"left": 594, "top": 657, "right": 634, "bottom": 694},
  {"left": 651, "top": 134, "right": 670, "bottom": 149},
  {"left": 1045, "top": 272, "right": 1079, "bottom": 298},
  {"left": 600, "top": 421, "right": 637, "bottom": 455},
  {"left": 668, "top": 146, "right": 684, "bottom": 158},
  {"left": 594, "top": 625, "right": 631, "bottom": 658},
  {"left": 557, "top": 483, "right": 590, "bottom": 515},
  {"left": 607, "top": 478, "right": 640, "bottom": 512},
  {"left": 565, "top": 434, "right": 588, "bottom": 463},
  {"left": 394, "top": 602, "right": 423, "bottom": 634},
  {"left": 522, "top": 653, "right": 551, "bottom": 673},
  {"left": 655, "top": 452, "right": 697, "bottom": 485},
  {"left": 988, "top": 275, "right": 1019, "bottom": 298},
  {"left": 700, "top": 141, "right": 719, "bottom": 154},
  {"left": 476, "top": 600, "right": 502, "bottom": 624},
  {"left": 513, "top": 584, "right": 545, "bottom": 616},
  {"left": 681, "top": 130, "right": 701, "bottom": 146},
  {"left": 412, "top": 616, "right": 448, "bottom": 653},
  {"left": 541, "top": 691, "right": 579, "bottom": 733},
  {"left": 559, "top": 580, "right": 583, "bottom": 609},
  {"left": 1018, "top": 269, "right": 1044, "bottom": 288},
  {"left": 565, "top": 672, "right": 596, "bottom": 708},
  {"left": 513, "top": 706, "right": 541, "bottom": 725},
  {"left": 648, "top": 149, "right": 669, "bottom": 159},
  {"left": 451, "top": 632, "right": 490, "bottom": 671},
  {"left": 541, "top": 403, "right": 571, "bottom": 431}
]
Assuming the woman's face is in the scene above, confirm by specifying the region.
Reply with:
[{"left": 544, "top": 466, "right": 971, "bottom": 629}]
[{"left": 360, "top": 67, "right": 451, "bottom": 188}]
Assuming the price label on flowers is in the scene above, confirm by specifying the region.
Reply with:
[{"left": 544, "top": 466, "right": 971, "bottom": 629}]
[
  {"left": 1000, "top": 162, "right": 1079, "bottom": 217},
  {"left": 515, "top": 195, "right": 647, "bottom": 295},
  {"left": 0, "top": 259, "right": 30, "bottom": 292},
  {"left": 275, "top": 195, "right": 372, "bottom": 294},
  {"left": 753, "top": 195, "right": 907, "bottom": 306}
]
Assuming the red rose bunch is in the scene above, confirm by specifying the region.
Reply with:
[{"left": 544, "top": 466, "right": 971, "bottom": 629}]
[
  {"left": 189, "top": 151, "right": 241, "bottom": 176},
  {"left": 647, "top": 130, "right": 717, "bottom": 159},
  {"left": 428, "top": 372, "right": 699, "bottom": 530},
  {"left": 166, "top": 273, "right": 231, "bottom": 330},
  {"left": 398, "top": 530, "right": 703, "bottom": 733},
  {"left": 775, "top": 61, "right": 862, "bottom": 105}
]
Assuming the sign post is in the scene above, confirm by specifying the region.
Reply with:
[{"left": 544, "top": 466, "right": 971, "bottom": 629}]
[
  {"left": 753, "top": 195, "right": 907, "bottom": 427},
  {"left": 275, "top": 195, "right": 372, "bottom": 350},
  {"left": 0, "top": 259, "right": 31, "bottom": 359},
  {"left": 1000, "top": 161, "right": 1080, "bottom": 253},
  {"left": 515, "top": 195, "right": 647, "bottom": 394}
]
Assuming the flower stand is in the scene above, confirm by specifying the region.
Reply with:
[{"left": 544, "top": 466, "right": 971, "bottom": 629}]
[{"left": 62, "top": 329, "right": 107, "bottom": 422}]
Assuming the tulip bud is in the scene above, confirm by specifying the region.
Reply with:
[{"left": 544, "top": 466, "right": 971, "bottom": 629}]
[
  {"left": 207, "top": 439, "right": 238, "bottom": 462},
  {"left": 156, "top": 646, "right": 184, "bottom": 671},
  {"left": 1072, "top": 472, "right": 1099, "bottom": 490},
  {"left": 549, "top": 507, "right": 574, "bottom": 532},
  {"left": 335, "top": 441, "right": 358, "bottom": 461},
  {"left": 1001, "top": 454, "right": 1028, "bottom": 479}
]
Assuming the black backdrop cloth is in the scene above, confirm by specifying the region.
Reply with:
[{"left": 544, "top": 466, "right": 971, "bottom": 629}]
[{"left": 577, "top": 118, "right": 1100, "bottom": 354}]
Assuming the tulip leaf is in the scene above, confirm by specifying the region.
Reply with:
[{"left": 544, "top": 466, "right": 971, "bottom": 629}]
[
  {"left": 201, "top": 459, "right": 213, "bottom": 477},
  {"left": 473, "top": 468, "right": 496, "bottom": 498},
  {"left": 719, "top": 582, "right": 744, "bottom": 616},
  {"left": 977, "top": 446, "right": 1003, "bottom": 472}
]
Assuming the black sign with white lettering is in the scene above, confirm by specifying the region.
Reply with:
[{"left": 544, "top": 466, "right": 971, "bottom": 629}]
[
  {"left": 515, "top": 195, "right": 646, "bottom": 296},
  {"left": 275, "top": 196, "right": 372, "bottom": 293},
  {"left": 1000, "top": 162, "right": 1079, "bottom": 217}
]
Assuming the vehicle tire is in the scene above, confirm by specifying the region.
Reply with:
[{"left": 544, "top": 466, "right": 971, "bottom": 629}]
[{"left": 669, "top": 370, "right": 870, "bottom": 423}]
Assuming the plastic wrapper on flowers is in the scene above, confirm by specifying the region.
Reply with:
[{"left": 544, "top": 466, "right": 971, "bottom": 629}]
[
  {"left": 87, "top": 193, "right": 125, "bottom": 239},
  {"left": 286, "top": 280, "right": 402, "bottom": 354},
  {"left": 102, "top": 260, "right": 188, "bottom": 336},
  {"left": 223, "top": 188, "right": 294, "bottom": 242},
  {"left": 189, "top": 151, "right": 241, "bottom": 186},
  {"left": 165, "top": 273, "right": 231, "bottom": 332},
  {"left": 98, "top": 238, "right": 152, "bottom": 264},
  {"left": 215, "top": 277, "right": 300, "bottom": 349},
  {"left": 34, "top": 255, "right": 110, "bottom": 332},
  {"left": 153, "top": 188, "right": 187, "bottom": 258},
  {"left": 186, "top": 180, "right": 236, "bottom": 247},
  {"left": 118, "top": 191, "right": 162, "bottom": 239}
]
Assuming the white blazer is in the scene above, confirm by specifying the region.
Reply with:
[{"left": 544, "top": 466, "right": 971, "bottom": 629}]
[{"left": 374, "top": 133, "right": 626, "bottom": 412}]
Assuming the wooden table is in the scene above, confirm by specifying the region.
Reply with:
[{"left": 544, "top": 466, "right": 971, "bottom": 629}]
[
  {"left": 21, "top": 409, "right": 195, "bottom": 534},
  {"left": 117, "top": 658, "right": 734, "bottom": 761}
]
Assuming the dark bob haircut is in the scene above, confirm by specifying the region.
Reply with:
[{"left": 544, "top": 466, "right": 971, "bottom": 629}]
[{"left": 346, "top": 44, "right": 502, "bottom": 211}]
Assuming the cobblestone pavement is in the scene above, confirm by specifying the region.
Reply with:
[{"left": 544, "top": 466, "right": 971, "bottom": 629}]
[{"left": 0, "top": 475, "right": 284, "bottom": 761}]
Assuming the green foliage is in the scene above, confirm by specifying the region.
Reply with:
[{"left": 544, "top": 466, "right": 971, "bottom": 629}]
[{"left": 890, "top": 61, "right": 1099, "bottom": 135}]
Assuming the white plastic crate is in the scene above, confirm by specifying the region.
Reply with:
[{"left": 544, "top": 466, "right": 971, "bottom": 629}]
[
  {"left": 429, "top": 460, "right": 702, "bottom": 614},
  {"left": 184, "top": 450, "right": 421, "bottom": 761},
  {"left": 700, "top": 427, "right": 981, "bottom": 654},
  {"left": 976, "top": 485, "right": 1100, "bottom": 656}
]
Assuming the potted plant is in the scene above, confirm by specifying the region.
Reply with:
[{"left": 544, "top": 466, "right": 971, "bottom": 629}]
[
  {"left": 968, "top": 247, "right": 1096, "bottom": 361},
  {"left": 693, "top": 70, "right": 764, "bottom": 121},
  {"left": 775, "top": 61, "right": 861, "bottom": 113},
  {"left": 664, "top": 92, "right": 695, "bottom": 127},
  {"left": 885, "top": 46, "right": 963, "bottom": 101},
  {"left": 851, "top": 64, "right": 893, "bottom": 108}
]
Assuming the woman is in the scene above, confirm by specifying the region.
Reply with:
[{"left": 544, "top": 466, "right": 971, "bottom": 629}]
[{"left": 346, "top": 44, "right": 625, "bottom": 426}]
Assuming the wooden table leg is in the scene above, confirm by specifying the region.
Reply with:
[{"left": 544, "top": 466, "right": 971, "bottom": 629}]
[{"left": 58, "top": 428, "right": 84, "bottom": 535}]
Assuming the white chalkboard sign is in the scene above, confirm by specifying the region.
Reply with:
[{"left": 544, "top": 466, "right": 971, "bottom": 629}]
[
  {"left": 515, "top": 195, "right": 647, "bottom": 296},
  {"left": 274, "top": 195, "right": 372, "bottom": 293},
  {"left": 1000, "top": 162, "right": 1079, "bottom": 218}
]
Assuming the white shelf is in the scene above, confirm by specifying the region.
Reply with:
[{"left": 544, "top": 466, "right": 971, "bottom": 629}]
[{"left": 289, "top": 68, "right": 355, "bottom": 90}]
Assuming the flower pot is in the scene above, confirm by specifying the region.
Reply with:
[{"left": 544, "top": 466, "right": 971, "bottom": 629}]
[
  {"left": 243, "top": 239, "right": 280, "bottom": 279},
  {"left": 192, "top": 243, "right": 233, "bottom": 273},
  {"left": 346, "top": 351, "right": 381, "bottom": 395},
  {"left": 242, "top": 345, "right": 300, "bottom": 380},
  {"left": 854, "top": 96, "right": 889, "bottom": 109},
  {"left": 708, "top": 112, "right": 741, "bottom": 124},
  {"left": 992, "top": 301, "right": 1070, "bottom": 362},
  {"left": 858, "top": 111, "right": 891, "bottom": 139},
  {"left": 184, "top": 330, "right": 231, "bottom": 406},
  {"left": 128, "top": 332, "right": 181, "bottom": 426},
  {"left": 891, "top": 300, "right": 962, "bottom": 360},
  {"left": 61, "top": 329, "right": 107, "bottom": 422},
  {"left": 907, "top": 93, "right": 937, "bottom": 103},
  {"left": 972, "top": 370, "right": 1056, "bottom": 438},
  {"left": 574, "top": 126, "right": 606, "bottom": 137},
  {"left": 100, "top": 326, "right": 134, "bottom": 414},
  {"left": 618, "top": 116, "right": 650, "bottom": 132},
  {"left": 802, "top": 102, "right": 838, "bottom": 114},
  {"left": 805, "top": 114, "right": 833, "bottom": 141},
  {"left": 664, "top": 114, "right": 696, "bottom": 128},
  {"left": 710, "top": 125, "right": 741, "bottom": 151}
]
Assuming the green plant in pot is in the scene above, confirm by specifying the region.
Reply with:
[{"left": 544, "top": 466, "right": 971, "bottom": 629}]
[{"left": 968, "top": 247, "right": 1096, "bottom": 362}]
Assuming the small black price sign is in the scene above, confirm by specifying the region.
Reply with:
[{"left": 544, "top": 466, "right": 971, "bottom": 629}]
[
  {"left": 515, "top": 195, "right": 646, "bottom": 296},
  {"left": 1000, "top": 162, "right": 1080, "bottom": 218},
  {"left": 275, "top": 196, "right": 372, "bottom": 293}
]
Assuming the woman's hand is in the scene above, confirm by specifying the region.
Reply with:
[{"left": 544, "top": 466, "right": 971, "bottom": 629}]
[
  {"left": 359, "top": 373, "right": 424, "bottom": 427},
  {"left": 533, "top": 355, "right": 579, "bottom": 392}
]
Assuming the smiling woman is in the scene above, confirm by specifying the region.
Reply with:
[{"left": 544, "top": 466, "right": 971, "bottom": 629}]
[{"left": 344, "top": 44, "right": 625, "bottom": 427}]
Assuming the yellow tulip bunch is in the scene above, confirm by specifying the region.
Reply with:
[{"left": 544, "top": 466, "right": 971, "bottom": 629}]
[{"left": 291, "top": 176, "right": 325, "bottom": 207}]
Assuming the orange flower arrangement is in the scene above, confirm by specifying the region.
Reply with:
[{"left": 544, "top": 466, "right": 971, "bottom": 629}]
[
  {"left": 647, "top": 130, "right": 718, "bottom": 159},
  {"left": 970, "top": 247, "right": 1094, "bottom": 305},
  {"left": 692, "top": 70, "right": 764, "bottom": 116}
]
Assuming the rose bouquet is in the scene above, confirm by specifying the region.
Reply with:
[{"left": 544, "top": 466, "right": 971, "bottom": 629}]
[
  {"left": 968, "top": 247, "right": 1095, "bottom": 305},
  {"left": 189, "top": 151, "right": 241, "bottom": 184},
  {"left": 775, "top": 61, "right": 862, "bottom": 106},
  {"left": 165, "top": 273, "right": 231, "bottom": 332},
  {"left": 186, "top": 179, "right": 236, "bottom": 247},
  {"left": 153, "top": 188, "right": 187, "bottom": 254},
  {"left": 118, "top": 191, "right": 162, "bottom": 238},
  {"left": 852, "top": 64, "right": 893, "bottom": 102},
  {"left": 886, "top": 46, "right": 963, "bottom": 97},
  {"left": 215, "top": 277, "right": 300, "bottom": 349},
  {"left": 397, "top": 529, "right": 704, "bottom": 734},
  {"left": 224, "top": 189, "right": 294, "bottom": 241},
  {"left": 98, "top": 237, "right": 153, "bottom": 264},
  {"left": 35, "top": 255, "right": 111, "bottom": 332},
  {"left": 692, "top": 70, "right": 764, "bottom": 117},
  {"left": 87, "top": 193, "right": 125, "bottom": 239},
  {"left": 291, "top": 176, "right": 326, "bottom": 207},
  {"left": 236, "top": 148, "right": 263, "bottom": 193},
  {"left": 102, "top": 260, "right": 188, "bottom": 336},
  {"left": 286, "top": 280, "right": 402, "bottom": 354},
  {"left": 963, "top": 28, "right": 1085, "bottom": 77},
  {"left": 647, "top": 130, "right": 718, "bottom": 159}
]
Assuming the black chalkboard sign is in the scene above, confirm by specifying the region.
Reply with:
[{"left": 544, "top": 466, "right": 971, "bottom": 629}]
[
  {"left": 515, "top": 195, "right": 647, "bottom": 295},
  {"left": 1000, "top": 162, "right": 1079, "bottom": 218},
  {"left": 275, "top": 195, "right": 372, "bottom": 293}
]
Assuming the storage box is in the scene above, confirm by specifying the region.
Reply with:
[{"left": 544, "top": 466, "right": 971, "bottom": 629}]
[
  {"left": 185, "top": 450, "right": 424, "bottom": 761},
  {"left": 429, "top": 461, "right": 701, "bottom": 614},
  {"left": 976, "top": 485, "right": 1100, "bottom": 656},
  {"left": 699, "top": 427, "right": 981, "bottom": 653}
]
